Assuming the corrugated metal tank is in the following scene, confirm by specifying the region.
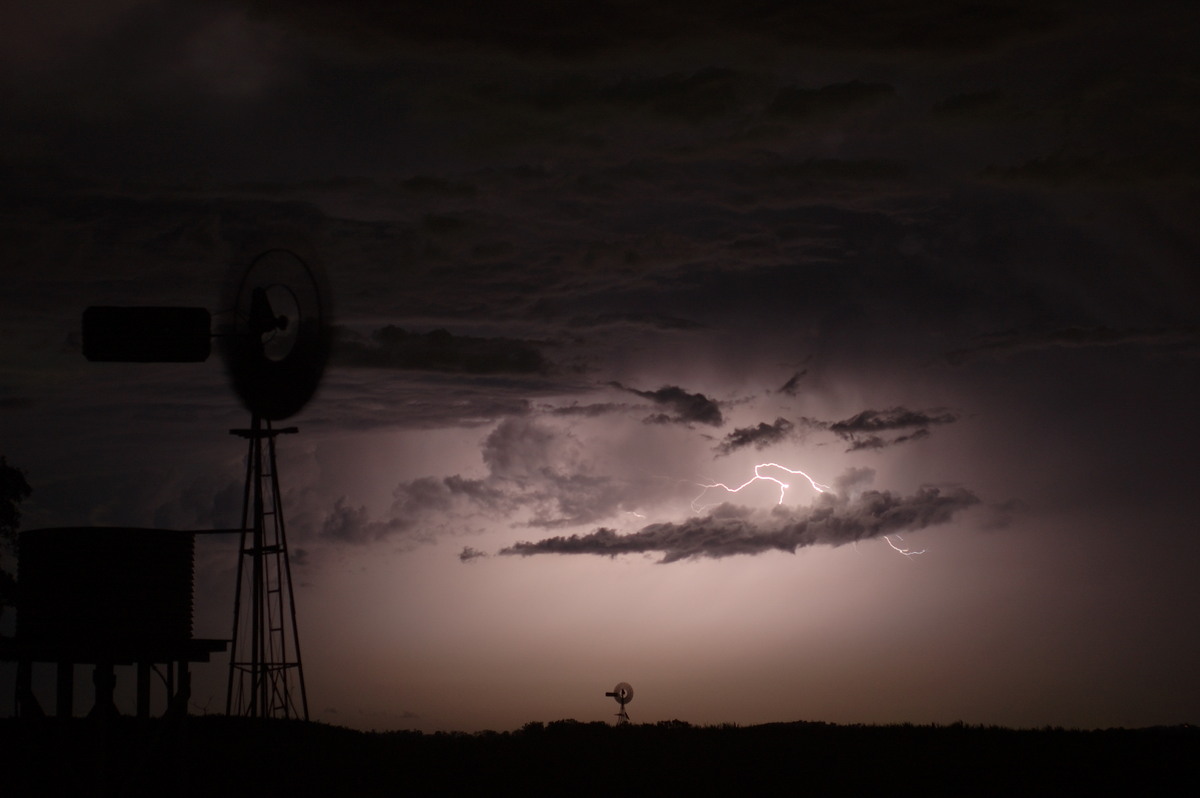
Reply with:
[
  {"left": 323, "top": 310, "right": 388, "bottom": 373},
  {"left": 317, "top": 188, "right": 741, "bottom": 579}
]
[{"left": 17, "top": 527, "right": 194, "bottom": 653}]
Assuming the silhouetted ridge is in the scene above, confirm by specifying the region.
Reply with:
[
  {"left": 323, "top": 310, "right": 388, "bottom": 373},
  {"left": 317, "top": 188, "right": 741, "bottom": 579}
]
[{"left": 1, "top": 716, "right": 1195, "bottom": 797}]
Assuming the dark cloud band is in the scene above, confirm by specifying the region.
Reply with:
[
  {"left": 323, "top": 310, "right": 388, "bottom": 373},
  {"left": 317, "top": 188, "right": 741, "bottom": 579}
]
[
  {"left": 715, "top": 417, "right": 794, "bottom": 455},
  {"left": 944, "top": 326, "right": 1199, "bottom": 365},
  {"left": 802, "top": 407, "right": 958, "bottom": 452},
  {"left": 612, "top": 382, "right": 724, "bottom": 427},
  {"left": 337, "top": 326, "right": 551, "bottom": 375},
  {"left": 500, "top": 486, "right": 979, "bottom": 563}
]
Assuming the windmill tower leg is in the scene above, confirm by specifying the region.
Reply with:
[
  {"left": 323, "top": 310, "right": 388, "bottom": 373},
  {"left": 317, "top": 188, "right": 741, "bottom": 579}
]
[{"left": 226, "top": 415, "right": 309, "bottom": 720}]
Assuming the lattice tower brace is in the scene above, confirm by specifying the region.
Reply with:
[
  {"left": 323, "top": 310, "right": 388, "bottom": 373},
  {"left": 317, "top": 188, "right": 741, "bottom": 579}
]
[{"left": 226, "top": 416, "right": 309, "bottom": 720}]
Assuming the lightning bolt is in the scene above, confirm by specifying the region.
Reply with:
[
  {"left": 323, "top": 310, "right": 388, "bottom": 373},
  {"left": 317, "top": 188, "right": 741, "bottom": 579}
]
[
  {"left": 692, "top": 462, "right": 832, "bottom": 512},
  {"left": 884, "top": 535, "right": 926, "bottom": 557}
]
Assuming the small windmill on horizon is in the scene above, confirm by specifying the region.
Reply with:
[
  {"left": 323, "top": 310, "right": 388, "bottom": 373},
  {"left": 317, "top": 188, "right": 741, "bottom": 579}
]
[{"left": 605, "top": 682, "right": 633, "bottom": 725}]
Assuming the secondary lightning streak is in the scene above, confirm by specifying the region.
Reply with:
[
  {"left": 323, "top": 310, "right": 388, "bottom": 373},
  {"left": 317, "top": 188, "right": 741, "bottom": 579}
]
[
  {"left": 692, "top": 462, "right": 832, "bottom": 512},
  {"left": 884, "top": 535, "right": 926, "bottom": 557}
]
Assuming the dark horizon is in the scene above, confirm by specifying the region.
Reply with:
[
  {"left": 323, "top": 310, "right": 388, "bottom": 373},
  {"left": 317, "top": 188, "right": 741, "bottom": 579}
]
[{"left": 4, "top": 714, "right": 1198, "bottom": 797}]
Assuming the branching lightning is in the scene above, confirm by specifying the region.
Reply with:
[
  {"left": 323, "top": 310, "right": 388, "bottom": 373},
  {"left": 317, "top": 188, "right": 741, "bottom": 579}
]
[{"left": 692, "top": 462, "right": 832, "bottom": 512}]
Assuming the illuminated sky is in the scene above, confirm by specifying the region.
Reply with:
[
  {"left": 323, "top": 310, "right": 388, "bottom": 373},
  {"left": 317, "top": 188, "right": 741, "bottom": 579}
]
[{"left": 2, "top": 0, "right": 1199, "bottom": 731}]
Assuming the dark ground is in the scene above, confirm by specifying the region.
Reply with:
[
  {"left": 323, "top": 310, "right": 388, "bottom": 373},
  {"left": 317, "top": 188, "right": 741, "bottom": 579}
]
[{"left": 1, "top": 715, "right": 1196, "bottom": 796}]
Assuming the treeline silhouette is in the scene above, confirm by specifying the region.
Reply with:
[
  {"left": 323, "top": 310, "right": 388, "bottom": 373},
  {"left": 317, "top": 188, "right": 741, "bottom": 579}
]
[{"left": 2, "top": 715, "right": 1195, "bottom": 796}]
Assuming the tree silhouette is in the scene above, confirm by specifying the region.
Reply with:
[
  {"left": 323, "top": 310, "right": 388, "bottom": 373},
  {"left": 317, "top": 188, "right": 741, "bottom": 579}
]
[{"left": 0, "top": 455, "right": 32, "bottom": 622}]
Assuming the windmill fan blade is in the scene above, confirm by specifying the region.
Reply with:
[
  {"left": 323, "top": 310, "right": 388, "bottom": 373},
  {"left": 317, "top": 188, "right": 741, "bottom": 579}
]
[{"left": 220, "top": 249, "right": 332, "bottom": 421}]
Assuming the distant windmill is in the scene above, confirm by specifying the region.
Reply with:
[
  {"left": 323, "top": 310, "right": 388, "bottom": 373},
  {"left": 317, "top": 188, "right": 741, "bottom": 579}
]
[
  {"left": 605, "top": 682, "right": 633, "bottom": 724},
  {"left": 81, "top": 247, "right": 332, "bottom": 720}
]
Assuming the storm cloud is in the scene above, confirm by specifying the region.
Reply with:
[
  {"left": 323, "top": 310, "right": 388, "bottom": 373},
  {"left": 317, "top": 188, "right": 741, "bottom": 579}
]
[
  {"left": 319, "top": 417, "right": 661, "bottom": 543},
  {"left": 500, "top": 485, "right": 980, "bottom": 563},
  {"left": 802, "top": 407, "right": 958, "bottom": 452},
  {"left": 715, "top": 417, "right": 795, "bottom": 455},
  {"left": 337, "top": 326, "right": 551, "bottom": 375},
  {"left": 458, "top": 546, "right": 487, "bottom": 563},
  {"left": 766, "top": 80, "right": 895, "bottom": 120},
  {"left": 944, "top": 326, "right": 1199, "bottom": 365},
  {"left": 221, "top": 0, "right": 1067, "bottom": 61},
  {"left": 321, "top": 476, "right": 506, "bottom": 545},
  {"left": 776, "top": 371, "right": 806, "bottom": 396},
  {"left": 612, "top": 383, "right": 724, "bottom": 427},
  {"left": 545, "top": 402, "right": 632, "bottom": 418}
]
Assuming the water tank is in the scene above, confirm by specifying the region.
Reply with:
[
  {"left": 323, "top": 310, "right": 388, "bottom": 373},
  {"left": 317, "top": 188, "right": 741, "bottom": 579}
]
[{"left": 17, "top": 527, "right": 195, "bottom": 659}]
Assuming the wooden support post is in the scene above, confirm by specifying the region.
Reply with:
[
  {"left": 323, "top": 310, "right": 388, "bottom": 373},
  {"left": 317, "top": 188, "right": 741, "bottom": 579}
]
[
  {"left": 137, "top": 662, "right": 151, "bottom": 719},
  {"left": 90, "top": 663, "right": 118, "bottom": 719},
  {"left": 56, "top": 661, "right": 73, "bottom": 718},
  {"left": 16, "top": 660, "right": 43, "bottom": 718}
]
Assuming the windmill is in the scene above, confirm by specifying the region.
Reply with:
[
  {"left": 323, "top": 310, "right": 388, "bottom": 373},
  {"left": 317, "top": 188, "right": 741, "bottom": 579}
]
[
  {"left": 81, "top": 247, "right": 332, "bottom": 720},
  {"left": 219, "top": 249, "right": 330, "bottom": 720},
  {"left": 605, "top": 682, "right": 633, "bottom": 724}
]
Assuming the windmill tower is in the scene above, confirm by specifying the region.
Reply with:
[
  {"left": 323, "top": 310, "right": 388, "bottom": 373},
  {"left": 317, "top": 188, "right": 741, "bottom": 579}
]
[{"left": 220, "top": 249, "right": 331, "bottom": 720}]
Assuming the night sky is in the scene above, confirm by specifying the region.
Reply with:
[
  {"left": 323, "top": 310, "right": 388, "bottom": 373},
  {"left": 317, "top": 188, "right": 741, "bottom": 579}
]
[{"left": 2, "top": 0, "right": 1199, "bottom": 732}]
